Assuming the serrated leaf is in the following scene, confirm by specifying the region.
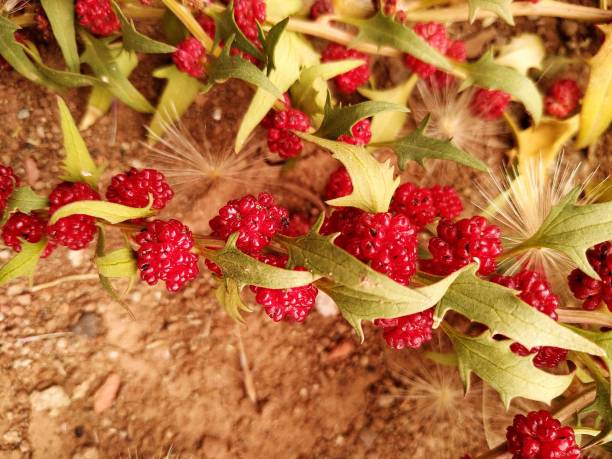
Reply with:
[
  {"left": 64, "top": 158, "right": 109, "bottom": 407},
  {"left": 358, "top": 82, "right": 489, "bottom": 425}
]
[
  {"left": 211, "top": 2, "right": 265, "bottom": 61},
  {"left": 0, "top": 240, "right": 46, "bottom": 286},
  {"left": 159, "top": 0, "right": 213, "bottom": 50},
  {"left": 279, "top": 224, "right": 466, "bottom": 340},
  {"left": 95, "top": 248, "right": 137, "bottom": 278},
  {"left": 343, "top": 12, "right": 454, "bottom": 74},
  {"left": 80, "top": 31, "right": 155, "bottom": 113},
  {"left": 444, "top": 326, "right": 574, "bottom": 408},
  {"left": 215, "top": 277, "right": 253, "bottom": 323},
  {"left": 435, "top": 265, "right": 605, "bottom": 356},
  {"left": 112, "top": 1, "right": 175, "bottom": 54},
  {"left": 266, "top": 0, "right": 302, "bottom": 20},
  {"left": 468, "top": 0, "right": 514, "bottom": 25},
  {"left": 315, "top": 100, "right": 409, "bottom": 139},
  {"left": 5, "top": 187, "right": 49, "bottom": 215},
  {"left": 57, "top": 97, "right": 105, "bottom": 187},
  {"left": 146, "top": 65, "right": 204, "bottom": 144},
  {"left": 358, "top": 77, "right": 416, "bottom": 143},
  {"left": 290, "top": 59, "right": 365, "bottom": 119},
  {"left": 208, "top": 36, "right": 283, "bottom": 98},
  {"left": 261, "top": 18, "right": 288, "bottom": 74},
  {"left": 495, "top": 34, "right": 545, "bottom": 76},
  {"left": 299, "top": 133, "right": 399, "bottom": 212},
  {"left": 41, "top": 0, "right": 79, "bottom": 72},
  {"left": 521, "top": 187, "right": 612, "bottom": 280},
  {"left": 24, "top": 45, "right": 99, "bottom": 88},
  {"left": 49, "top": 200, "right": 155, "bottom": 225},
  {"left": 236, "top": 31, "right": 318, "bottom": 151},
  {"left": 373, "top": 115, "right": 488, "bottom": 171},
  {"left": 576, "top": 24, "right": 612, "bottom": 148},
  {"left": 462, "top": 51, "right": 542, "bottom": 123}
]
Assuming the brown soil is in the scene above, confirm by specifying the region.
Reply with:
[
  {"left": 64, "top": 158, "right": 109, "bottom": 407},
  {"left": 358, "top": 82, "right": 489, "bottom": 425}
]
[{"left": 1, "top": 8, "right": 610, "bottom": 459}]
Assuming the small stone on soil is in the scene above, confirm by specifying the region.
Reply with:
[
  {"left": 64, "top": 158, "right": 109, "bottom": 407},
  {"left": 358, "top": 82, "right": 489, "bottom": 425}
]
[
  {"left": 30, "top": 386, "right": 71, "bottom": 412},
  {"left": 93, "top": 373, "right": 121, "bottom": 413}
]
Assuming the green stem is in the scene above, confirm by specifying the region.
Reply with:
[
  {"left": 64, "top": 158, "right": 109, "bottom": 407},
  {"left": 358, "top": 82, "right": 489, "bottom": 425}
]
[{"left": 572, "top": 352, "right": 609, "bottom": 387}]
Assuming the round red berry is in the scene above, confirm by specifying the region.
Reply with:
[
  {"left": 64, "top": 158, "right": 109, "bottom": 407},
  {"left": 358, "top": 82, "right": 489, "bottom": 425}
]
[
  {"left": 75, "top": 0, "right": 120, "bottom": 37},
  {"left": 209, "top": 192, "right": 289, "bottom": 256},
  {"left": 321, "top": 43, "right": 370, "bottom": 94},
  {"left": 134, "top": 219, "right": 199, "bottom": 292},
  {"left": 375, "top": 308, "right": 434, "bottom": 350},
  {"left": 173, "top": 37, "right": 206, "bottom": 78},
  {"left": 338, "top": 119, "right": 372, "bottom": 145},
  {"left": 196, "top": 12, "right": 216, "bottom": 39},
  {"left": 310, "top": 0, "right": 333, "bottom": 18},
  {"left": 506, "top": 410, "right": 580, "bottom": 459},
  {"left": 264, "top": 108, "right": 311, "bottom": 158},
  {"left": 106, "top": 168, "right": 174, "bottom": 210},
  {"left": 324, "top": 166, "right": 353, "bottom": 201},
  {"left": 545, "top": 79, "right": 580, "bottom": 119},
  {"left": 391, "top": 183, "right": 437, "bottom": 229},
  {"left": 2, "top": 212, "right": 55, "bottom": 257},
  {"left": 0, "top": 164, "right": 19, "bottom": 212},
  {"left": 568, "top": 241, "right": 612, "bottom": 311},
  {"left": 421, "top": 216, "right": 502, "bottom": 276},
  {"left": 404, "top": 22, "right": 449, "bottom": 79},
  {"left": 233, "top": 0, "right": 266, "bottom": 44},
  {"left": 47, "top": 181, "right": 100, "bottom": 250},
  {"left": 470, "top": 88, "right": 511, "bottom": 120}
]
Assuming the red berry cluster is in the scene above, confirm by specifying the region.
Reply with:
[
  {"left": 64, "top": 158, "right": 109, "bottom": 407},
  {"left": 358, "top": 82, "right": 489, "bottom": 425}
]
[
  {"left": 0, "top": 165, "right": 19, "bottom": 212},
  {"left": 568, "top": 241, "right": 612, "bottom": 311},
  {"left": 492, "top": 270, "right": 567, "bottom": 369},
  {"left": 310, "top": 0, "right": 333, "bottom": 19},
  {"left": 404, "top": 23, "right": 466, "bottom": 87},
  {"left": 173, "top": 37, "right": 206, "bottom": 78},
  {"left": 2, "top": 212, "right": 55, "bottom": 258},
  {"left": 470, "top": 88, "right": 511, "bottom": 121},
  {"left": 391, "top": 182, "right": 463, "bottom": 229},
  {"left": 321, "top": 43, "right": 370, "bottom": 94},
  {"left": 262, "top": 107, "right": 312, "bottom": 158},
  {"left": 233, "top": 0, "right": 266, "bottom": 46},
  {"left": 106, "top": 168, "right": 174, "bottom": 210},
  {"left": 337, "top": 119, "right": 372, "bottom": 145},
  {"left": 545, "top": 79, "right": 581, "bottom": 119},
  {"left": 374, "top": 309, "right": 434, "bottom": 350},
  {"left": 324, "top": 166, "right": 353, "bottom": 201},
  {"left": 75, "top": 0, "right": 120, "bottom": 37},
  {"left": 421, "top": 216, "right": 502, "bottom": 276},
  {"left": 506, "top": 410, "right": 581, "bottom": 459},
  {"left": 133, "top": 219, "right": 199, "bottom": 292}
]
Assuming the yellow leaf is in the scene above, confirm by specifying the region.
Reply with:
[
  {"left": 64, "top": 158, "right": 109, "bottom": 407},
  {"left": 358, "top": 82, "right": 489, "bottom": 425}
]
[
  {"left": 495, "top": 33, "right": 545, "bottom": 76},
  {"left": 576, "top": 24, "right": 612, "bottom": 148}
]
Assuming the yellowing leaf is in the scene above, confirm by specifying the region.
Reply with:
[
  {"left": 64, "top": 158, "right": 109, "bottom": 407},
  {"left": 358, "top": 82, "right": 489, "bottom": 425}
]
[
  {"left": 215, "top": 277, "right": 253, "bottom": 323},
  {"left": 0, "top": 240, "right": 46, "bottom": 286},
  {"left": 576, "top": 24, "right": 612, "bottom": 148},
  {"left": 159, "top": 0, "right": 213, "bottom": 51},
  {"left": 265, "top": 0, "right": 302, "bottom": 20},
  {"left": 41, "top": 0, "right": 80, "bottom": 73},
  {"left": 50, "top": 200, "right": 155, "bottom": 225},
  {"left": 95, "top": 248, "right": 137, "bottom": 278},
  {"left": 468, "top": 0, "right": 514, "bottom": 25},
  {"left": 5, "top": 186, "right": 48, "bottom": 215},
  {"left": 300, "top": 133, "right": 399, "bottom": 213},
  {"left": 496, "top": 34, "right": 546, "bottom": 76}
]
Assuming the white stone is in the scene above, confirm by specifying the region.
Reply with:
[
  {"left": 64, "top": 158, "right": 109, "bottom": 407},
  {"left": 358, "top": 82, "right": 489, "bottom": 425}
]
[{"left": 30, "top": 386, "right": 71, "bottom": 411}]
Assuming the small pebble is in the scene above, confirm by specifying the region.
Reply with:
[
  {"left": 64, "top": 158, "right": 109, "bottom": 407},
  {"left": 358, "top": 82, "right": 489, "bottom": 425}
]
[
  {"left": 17, "top": 109, "right": 30, "bottom": 120},
  {"left": 93, "top": 373, "right": 121, "bottom": 413}
]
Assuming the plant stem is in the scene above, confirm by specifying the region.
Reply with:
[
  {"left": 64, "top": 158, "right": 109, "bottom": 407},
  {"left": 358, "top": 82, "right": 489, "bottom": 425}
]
[{"left": 557, "top": 308, "right": 612, "bottom": 327}]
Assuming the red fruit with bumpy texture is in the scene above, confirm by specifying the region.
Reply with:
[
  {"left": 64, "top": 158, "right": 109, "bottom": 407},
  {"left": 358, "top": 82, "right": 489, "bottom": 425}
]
[
  {"left": 75, "top": 0, "right": 120, "bottom": 36},
  {"left": 545, "top": 79, "right": 581, "bottom": 119},
  {"left": 375, "top": 308, "right": 434, "bottom": 350},
  {"left": 321, "top": 43, "right": 370, "bottom": 94},
  {"left": 310, "top": 0, "right": 333, "bottom": 18},
  {"left": 321, "top": 207, "right": 364, "bottom": 249},
  {"left": 173, "top": 37, "right": 206, "bottom": 78},
  {"left": 106, "top": 168, "right": 174, "bottom": 210},
  {"left": 47, "top": 182, "right": 100, "bottom": 250},
  {"left": 568, "top": 241, "right": 612, "bottom": 311},
  {"left": 506, "top": 410, "right": 581, "bottom": 459},
  {"left": 250, "top": 255, "right": 318, "bottom": 322},
  {"left": 510, "top": 342, "right": 568, "bottom": 369},
  {"left": 280, "top": 213, "right": 311, "bottom": 237},
  {"left": 2, "top": 212, "right": 55, "bottom": 257},
  {"left": 429, "top": 39, "right": 467, "bottom": 88},
  {"left": 134, "top": 219, "right": 199, "bottom": 292},
  {"left": 209, "top": 193, "right": 289, "bottom": 256},
  {"left": 338, "top": 119, "right": 372, "bottom": 145},
  {"left": 404, "top": 22, "right": 449, "bottom": 79},
  {"left": 470, "top": 88, "right": 511, "bottom": 120},
  {"left": 391, "top": 183, "right": 437, "bottom": 229},
  {"left": 431, "top": 185, "right": 463, "bottom": 220},
  {"left": 0, "top": 164, "right": 19, "bottom": 212},
  {"left": 265, "top": 108, "right": 311, "bottom": 158},
  {"left": 233, "top": 0, "right": 266, "bottom": 43},
  {"left": 325, "top": 166, "right": 353, "bottom": 201},
  {"left": 421, "top": 216, "right": 502, "bottom": 276},
  {"left": 197, "top": 13, "right": 216, "bottom": 38}
]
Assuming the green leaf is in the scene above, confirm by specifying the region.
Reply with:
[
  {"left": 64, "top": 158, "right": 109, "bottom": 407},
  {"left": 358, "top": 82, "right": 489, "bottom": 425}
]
[
  {"left": 112, "top": 1, "right": 176, "bottom": 54},
  {"left": 0, "top": 240, "right": 46, "bottom": 286},
  {"left": 147, "top": 65, "right": 204, "bottom": 144},
  {"left": 49, "top": 200, "right": 155, "bottom": 225},
  {"left": 24, "top": 45, "right": 99, "bottom": 88},
  {"left": 57, "top": 97, "right": 105, "bottom": 187},
  {"left": 261, "top": 18, "right": 289, "bottom": 75},
  {"left": 208, "top": 36, "right": 283, "bottom": 98},
  {"left": 80, "top": 31, "right": 155, "bottom": 113},
  {"left": 40, "top": 0, "right": 80, "bottom": 72},
  {"left": 278, "top": 223, "right": 466, "bottom": 340},
  {"left": 468, "top": 0, "right": 514, "bottom": 25},
  {"left": 95, "top": 247, "right": 137, "bottom": 278},
  {"left": 358, "top": 77, "right": 416, "bottom": 143},
  {"left": 159, "top": 0, "right": 213, "bottom": 51},
  {"left": 581, "top": 380, "right": 612, "bottom": 449},
  {"left": 235, "top": 30, "right": 318, "bottom": 151},
  {"left": 462, "top": 51, "right": 542, "bottom": 123},
  {"left": 444, "top": 326, "right": 574, "bottom": 408},
  {"left": 373, "top": 116, "right": 488, "bottom": 172},
  {"left": 5, "top": 187, "right": 49, "bottom": 215},
  {"left": 343, "top": 12, "right": 454, "bottom": 73},
  {"left": 435, "top": 265, "right": 605, "bottom": 356},
  {"left": 211, "top": 2, "right": 265, "bottom": 61},
  {"left": 315, "top": 99, "right": 409, "bottom": 140},
  {"left": 520, "top": 187, "right": 612, "bottom": 280},
  {"left": 215, "top": 277, "right": 253, "bottom": 323},
  {"left": 299, "top": 133, "right": 399, "bottom": 213},
  {"left": 206, "top": 233, "right": 319, "bottom": 288}
]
